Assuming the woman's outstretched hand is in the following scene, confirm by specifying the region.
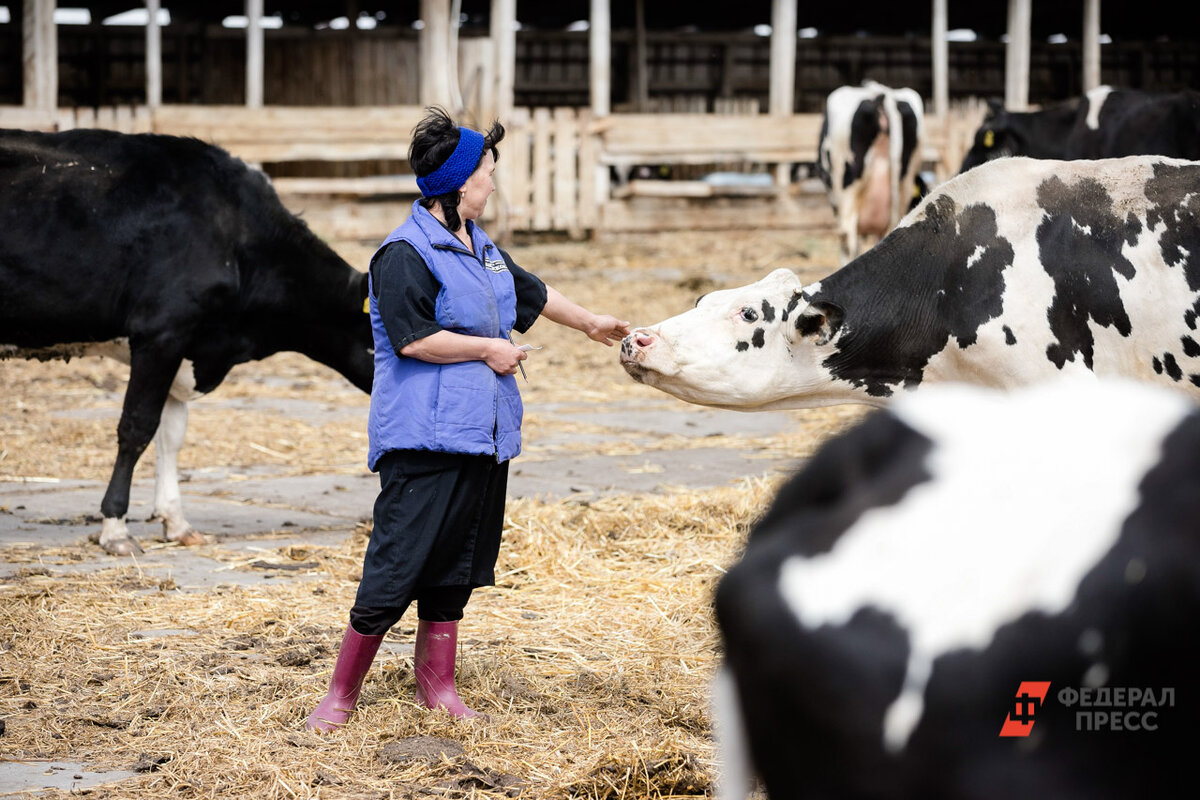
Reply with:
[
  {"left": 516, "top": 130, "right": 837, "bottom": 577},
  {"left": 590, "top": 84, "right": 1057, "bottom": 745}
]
[{"left": 585, "top": 314, "right": 632, "bottom": 346}]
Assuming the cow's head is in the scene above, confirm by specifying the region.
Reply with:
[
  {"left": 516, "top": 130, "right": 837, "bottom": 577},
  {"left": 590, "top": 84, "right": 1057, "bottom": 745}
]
[
  {"left": 619, "top": 268, "right": 847, "bottom": 411},
  {"left": 958, "top": 99, "right": 1019, "bottom": 173}
]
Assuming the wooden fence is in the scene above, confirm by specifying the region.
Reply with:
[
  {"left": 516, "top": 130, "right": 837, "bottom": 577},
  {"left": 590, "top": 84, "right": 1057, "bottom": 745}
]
[{"left": 0, "top": 102, "right": 986, "bottom": 241}]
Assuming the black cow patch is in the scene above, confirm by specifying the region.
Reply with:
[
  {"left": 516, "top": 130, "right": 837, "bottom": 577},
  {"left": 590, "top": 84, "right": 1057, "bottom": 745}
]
[
  {"left": 1153, "top": 356, "right": 1164, "bottom": 374},
  {"left": 1037, "top": 175, "right": 1141, "bottom": 371},
  {"left": 1163, "top": 353, "right": 1183, "bottom": 381},
  {"left": 814, "top": 194, "right": 1010, "bottom": 396},
  {"left": 1144, "top": 163, "right": 1200, "bottom": 291},
  {"left": 761, "top": 299, "right": 776, "bottom": 322},
  {"left": 1182, "top": 336, "right": 1200, "bottom": 357},
  {"left": 752, "top": 328, "right": 766, "bottom": 349},
  {"left": 736, "top": 341, "right": 750, "bottom": 352},
  {"left": 1003, "top": 325, "right": 1017, "bottom": 345}
]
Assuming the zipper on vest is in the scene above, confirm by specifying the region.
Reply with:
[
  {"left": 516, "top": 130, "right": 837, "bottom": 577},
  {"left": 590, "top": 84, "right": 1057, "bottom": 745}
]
[{"left": 432, "top": 241, "right": 482, "bottom": 265}]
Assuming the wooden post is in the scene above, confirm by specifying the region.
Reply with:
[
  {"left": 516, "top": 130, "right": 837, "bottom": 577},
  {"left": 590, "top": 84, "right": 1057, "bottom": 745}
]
[
  {"left": 145, "top": 0, "right": 162, "bottom": 108},
  {"left": 22, "top": 0, "right": 56, "bottom": 110},
  {"left": 768, "top": 0, "right": 795, "bottom": 116},
  {"left": 589, "top": 0, "right": 611, "bottom": 214},
  {"left": 1005, "top": 0, "right": 1031, "bottom": 110},
  {"left": 1082, "top": 0, "right": 1102, "bottom": 92},
  {"left": 931, "top": 0, "right": 948, "bottom": 120},
  {"left": 633, "top": 0, "right": 648, "bottom": 111},
  {"left": 769, "top": 0, "right": 796, "bottom": 189},
  {"left": 420, "top": 0, "right": 455, "bottom": 109},
  {"left": 589, "top": 0, "right": 610, "bottom": 116},
  {"left": 490, "top": 0, "right": 516, "bottom": 122},
  {"left": 447, "top": 0, "right": 464, "bottom": 113},
  {"left": 245, "top": 0, "right": 263, "bottom": 107}
]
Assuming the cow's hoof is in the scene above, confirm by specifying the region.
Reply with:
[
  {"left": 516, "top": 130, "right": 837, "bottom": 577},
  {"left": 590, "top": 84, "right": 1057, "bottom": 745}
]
[
  {"left": 170, "top": 530, "right": 207, "bottom": 547},
  {"left": 101, "top": 537, "right": 145, "bottom": 556}
]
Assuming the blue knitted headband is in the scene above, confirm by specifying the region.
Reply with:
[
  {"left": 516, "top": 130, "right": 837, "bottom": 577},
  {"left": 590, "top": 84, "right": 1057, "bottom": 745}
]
[{"left": 416, "top": 127, "right": 486, "bottom": 197}]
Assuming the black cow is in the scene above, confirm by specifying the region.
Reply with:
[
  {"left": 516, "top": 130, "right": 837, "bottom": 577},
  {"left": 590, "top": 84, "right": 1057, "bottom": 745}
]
[
  {"left": 0, "top": 128, "right": 373, "bottom": 555},
  {"left": 959, "top": 86, "right": 1200, "bottom": 173},
  {"left": 713, "top": 378, "right": 1200, "bottom": 800}
]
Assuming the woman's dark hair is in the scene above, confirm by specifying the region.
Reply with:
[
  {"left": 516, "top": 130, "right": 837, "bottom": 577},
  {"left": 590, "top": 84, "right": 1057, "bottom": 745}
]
[{"left": 410, "top": 106, "right": 504, "bottom": 232}]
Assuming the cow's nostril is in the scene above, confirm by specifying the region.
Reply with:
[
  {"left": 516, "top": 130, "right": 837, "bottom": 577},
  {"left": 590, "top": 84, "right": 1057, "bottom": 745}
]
[{"left": 635, "top": 334, "right": 656, "bottom": 348}]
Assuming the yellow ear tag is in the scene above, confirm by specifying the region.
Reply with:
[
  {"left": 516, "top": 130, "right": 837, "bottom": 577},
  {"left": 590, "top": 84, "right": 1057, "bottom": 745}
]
[
  {"left": 984, "top": 130, "right": 995, "bottom": 148},
  {"left": 363, "top": 298, "right": 370, "bottom": 313}
]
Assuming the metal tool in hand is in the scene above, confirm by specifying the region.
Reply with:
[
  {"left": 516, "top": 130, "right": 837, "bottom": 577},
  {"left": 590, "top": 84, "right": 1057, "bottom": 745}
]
[{"left": 510, "top": 337, "right": 543, "bottom": 381}]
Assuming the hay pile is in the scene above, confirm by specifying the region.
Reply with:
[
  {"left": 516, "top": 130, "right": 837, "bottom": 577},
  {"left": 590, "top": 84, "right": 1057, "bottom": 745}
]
[{"left": 0, "top": 480, "right": 782, "bottom": 799}]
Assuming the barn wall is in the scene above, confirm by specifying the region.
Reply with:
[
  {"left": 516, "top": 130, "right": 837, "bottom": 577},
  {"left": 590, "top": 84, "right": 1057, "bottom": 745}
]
[{"left": 0, "top": 24, "right": 1196, "bottom": 110}]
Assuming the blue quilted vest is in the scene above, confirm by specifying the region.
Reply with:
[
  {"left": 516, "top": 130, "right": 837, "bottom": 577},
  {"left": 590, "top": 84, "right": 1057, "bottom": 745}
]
[{"left": 367, "top": 201, "right": 523, "bottom": 470}]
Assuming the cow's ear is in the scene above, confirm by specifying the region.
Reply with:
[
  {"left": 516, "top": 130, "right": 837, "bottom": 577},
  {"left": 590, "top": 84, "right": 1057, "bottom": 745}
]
[{"left": 795, "top": 300, "right": 844, "bottom": 346}]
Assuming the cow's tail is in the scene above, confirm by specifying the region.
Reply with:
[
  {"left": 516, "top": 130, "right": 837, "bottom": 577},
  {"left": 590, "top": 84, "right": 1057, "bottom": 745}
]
[{"left": 712, "top": 665, "right": 754, "bottom": 800}]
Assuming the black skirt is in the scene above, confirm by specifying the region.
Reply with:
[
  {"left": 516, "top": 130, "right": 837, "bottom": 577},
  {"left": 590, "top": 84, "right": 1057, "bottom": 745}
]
[{"left": 354, "top": 448, "right": 510, "bottom": 609}]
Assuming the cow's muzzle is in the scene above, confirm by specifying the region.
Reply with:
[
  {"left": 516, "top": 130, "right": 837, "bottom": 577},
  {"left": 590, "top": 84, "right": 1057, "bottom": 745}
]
[
  {"left": 619, "top": 328, "right": 661, "bottom": 381},
  {"left": 619, "top": 328, "right": 659, "bottom": 361}
]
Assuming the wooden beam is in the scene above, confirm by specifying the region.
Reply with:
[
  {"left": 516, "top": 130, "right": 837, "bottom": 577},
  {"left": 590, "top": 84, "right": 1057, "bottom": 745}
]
[
  {"left": 489, "top": 0, "right": 515, "bottom": 121},
  {"left": 589, "top": 0, "right": 611, "bottom": 117},
  {"left": 931, "top": 0, "right": 948, "bottom": 120},
  {"left": 589, "top": 0, "right": 611, "bottom": 205},
  {"left": 145, "top": 0, "right": 162, "bottom": 108},
  {"left": 245, "top": 0, "right": 263, "bottom": 108},
  {"left": 768, "top": 0, "right": 796, "bottom": 116},
  {"left": 1083, "top": 0, "right": 1101, "bottom": 92},
  {"left": 1005, "top": 0, "right": 1031, "bottom": 110},
  {"left": 633, "top": 0, "right": 648, "bottom": 111},
  {"left": 420, "top": 0, "right": 455, "bottom": 109},
  {"left": 22, "top": 0, "right": 56, "bottom": 111}
]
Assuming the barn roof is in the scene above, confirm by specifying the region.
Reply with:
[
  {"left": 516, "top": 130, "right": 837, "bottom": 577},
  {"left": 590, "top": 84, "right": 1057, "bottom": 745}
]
[{"left": 40, "top": 1, "right": 1200, "bottom": 43}]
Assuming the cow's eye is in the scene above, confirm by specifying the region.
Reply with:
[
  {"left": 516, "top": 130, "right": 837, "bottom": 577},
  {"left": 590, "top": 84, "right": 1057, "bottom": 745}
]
[{"left": 740, "top": 307, "right": 758, "bottom": 322}]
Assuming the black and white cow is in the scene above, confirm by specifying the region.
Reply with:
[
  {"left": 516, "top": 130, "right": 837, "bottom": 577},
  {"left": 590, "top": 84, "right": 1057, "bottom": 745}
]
[
  {"left": 0, "top": 128, "right": 373, "bottom": 556},
  {"left": 816, "top": 80, "right": 926, "bottom": 264},
  {"left": 712, "top": 378, "right": 1200, "bottom": 800},
  {"left": 959, "top": 86, "right": 1200, "bottom": 174},
  {"left": 620, "top": 154, "right": 1200, "bottom": 410}
]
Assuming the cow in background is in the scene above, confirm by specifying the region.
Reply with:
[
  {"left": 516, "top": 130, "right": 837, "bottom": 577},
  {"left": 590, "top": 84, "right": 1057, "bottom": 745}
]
[
  {"left": 712, "top": 378, "right": 1200, "bottom": 800},
  {"left": 959, "top": 85, "right": 1200, "bottom": 173},
  {"left": 0, "top": 128, "right": 374, "bottom": 556},
  {"left": 620, "top": 155, "right": 1200, "bottom": 411},
  {"left": 816, "top": 80, "right": 926, "bottom": 264}
]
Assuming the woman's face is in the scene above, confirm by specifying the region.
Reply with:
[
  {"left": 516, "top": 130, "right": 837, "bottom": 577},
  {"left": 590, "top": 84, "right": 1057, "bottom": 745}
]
[{"left": 458, "top": 150, "right": 496, "bottom": 221}]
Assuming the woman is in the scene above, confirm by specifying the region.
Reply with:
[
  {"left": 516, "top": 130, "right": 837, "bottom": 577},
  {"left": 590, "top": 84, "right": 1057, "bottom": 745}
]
[{"left": 307, "top": 107, "right": 630, "bottom": 731}]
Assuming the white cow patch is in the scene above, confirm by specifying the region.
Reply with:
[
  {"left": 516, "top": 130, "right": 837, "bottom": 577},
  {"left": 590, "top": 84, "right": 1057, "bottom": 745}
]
[
  {"left": 776, "top": 378, "right": 1190, "bottom": 752},
  {"left": 1085, "top": 85, "right": 1115, "bottom": 130}
]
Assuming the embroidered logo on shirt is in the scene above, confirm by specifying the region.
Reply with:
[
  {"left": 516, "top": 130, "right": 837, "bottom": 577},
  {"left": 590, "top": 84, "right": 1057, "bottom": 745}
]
[{"left": 484, "top": 257, "right": 509, "bottom": 273}]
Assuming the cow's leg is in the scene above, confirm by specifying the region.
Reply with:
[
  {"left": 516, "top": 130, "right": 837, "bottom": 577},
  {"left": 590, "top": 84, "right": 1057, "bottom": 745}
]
[
  {"left": 97, "top": 347, "right": 183, "bottom": 556},
  {"left": 150, "top": 393, "right": 205, "bottom": 546},
  {"left": 836, "top": 194, "right": 860, "bottom": 264},
  {"left": 712, "top": 666, "right": 754, "bottom": 800}
]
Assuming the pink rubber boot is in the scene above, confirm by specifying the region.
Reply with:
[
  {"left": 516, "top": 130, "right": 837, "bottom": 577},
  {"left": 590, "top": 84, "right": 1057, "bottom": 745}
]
[
  {"left": 414, "top": 620, "right": 480, "bottom": 718},
  {"left": 306, "top": 626, "right": 384, "bottom": 732}
]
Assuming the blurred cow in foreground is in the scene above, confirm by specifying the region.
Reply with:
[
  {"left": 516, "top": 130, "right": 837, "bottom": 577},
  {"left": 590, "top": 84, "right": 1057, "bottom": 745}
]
[{"left": 714, "top": 378, "right": 1200, "bottom": 800}]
